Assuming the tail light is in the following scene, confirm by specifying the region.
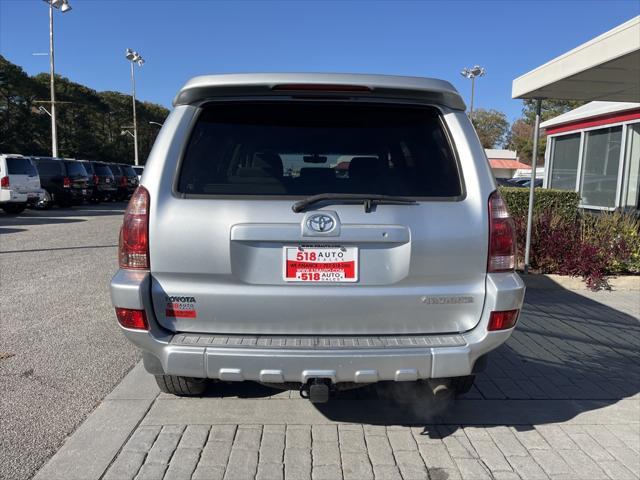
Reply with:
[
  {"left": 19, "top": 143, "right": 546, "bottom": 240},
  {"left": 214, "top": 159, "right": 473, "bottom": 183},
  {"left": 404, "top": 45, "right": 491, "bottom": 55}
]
[
  {"left": 488, "top": 191, "right": 516, "bottom": 272},
  {"left": 0, "top": 176, "right": 9, "bottom": 189},
  {"left": 115, "top": 308, "right": 148, "bottom": 330},
  {"left": 120, "top": 176, "right": 128, "bottom": 187},
  {"left": 119, "top": 186, "right": 149, "bottom": 269},
  {"left": 488, "top": 309, "right": 519, "bottom": 331},
  {"left": 93, "top": 174, "right": 99, "bottom": 185},
  {"left": 63, "top": 176, "right": 71, "bottom": 188}
]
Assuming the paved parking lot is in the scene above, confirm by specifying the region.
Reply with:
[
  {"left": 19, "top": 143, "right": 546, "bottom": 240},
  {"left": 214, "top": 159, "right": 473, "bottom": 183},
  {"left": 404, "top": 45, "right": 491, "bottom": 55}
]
[
  {"left": 2, "top": 206, "right": 639, "bottom": 480},
  {"left": 37, "top": 283, "right": 640, "bottom": 478},
  {"left": 0, "top": 205, "right": 139, "bottom": 480}
]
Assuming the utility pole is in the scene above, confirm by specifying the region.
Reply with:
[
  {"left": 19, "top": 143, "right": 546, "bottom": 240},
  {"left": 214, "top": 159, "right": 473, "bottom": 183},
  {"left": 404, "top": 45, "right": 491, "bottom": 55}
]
[
  {"left": 125, "top": 49, "right": 145, "bottom": 165},
  {"left": 44, "top": 0, "right": 72, "bottom": 157}
]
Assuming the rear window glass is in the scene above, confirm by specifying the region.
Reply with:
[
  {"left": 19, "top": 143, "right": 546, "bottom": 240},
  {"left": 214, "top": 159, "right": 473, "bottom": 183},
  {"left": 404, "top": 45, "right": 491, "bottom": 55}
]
[
  {"left": 81, "top": 162, "right": 94, "bottom": 174},
  {"left": 108, "top": 165, "right": 122, "bottom": 175},
  {"left": 33, "top": 159, "right": 63, "bottom": 176},
  {"left": 6, "top": 157, "right": 37, "bottom": 176},
  {"left": 133, "top": 167, "right": 144, "bottom": 175},
  {"left": 64, "top": 162, "right": 88, "bottom": 176},
  {"left": 177, "top": 103, "right": 462, "bottom": 197},
  {"left": 94, "top": 164, "right": 113, "bottom": 176},
  {"left": 122, "top": 166, "right": 136, "bottom": 176}
]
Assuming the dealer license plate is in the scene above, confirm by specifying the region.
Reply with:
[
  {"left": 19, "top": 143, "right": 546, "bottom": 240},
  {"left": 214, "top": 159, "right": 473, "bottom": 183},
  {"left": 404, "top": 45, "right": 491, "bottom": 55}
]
[{"left": 283, "top": 246, "right": 358, "bottom": 282}]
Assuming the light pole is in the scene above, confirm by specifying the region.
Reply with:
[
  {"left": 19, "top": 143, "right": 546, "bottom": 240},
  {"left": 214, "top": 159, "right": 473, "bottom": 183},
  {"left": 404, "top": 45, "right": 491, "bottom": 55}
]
[
  {"left": 460, "top": 65, "right": 485, "bottom": 118},
  {"left": 43, "top": 0, "right": 72, "bottom": 158},
  {"left": 125, "top": 48, "right": 145, "bottom": 166}
]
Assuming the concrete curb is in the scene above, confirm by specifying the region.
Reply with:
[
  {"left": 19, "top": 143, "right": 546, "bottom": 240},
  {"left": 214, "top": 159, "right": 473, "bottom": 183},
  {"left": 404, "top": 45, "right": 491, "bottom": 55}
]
[
  {"left": 33, "top": 362, "right": 158, "bottom": 480},
  {"left": 522, "top": 273, "right": 640, "bottom": 291}
]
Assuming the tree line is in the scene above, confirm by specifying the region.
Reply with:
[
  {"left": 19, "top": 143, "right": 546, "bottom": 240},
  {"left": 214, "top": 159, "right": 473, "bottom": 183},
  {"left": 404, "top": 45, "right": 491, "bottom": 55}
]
[
  {"left": 471, "top": 99, "right": 585, "bottom": 163},
  {"left": 0, "top": 55, "right": 168, "bottom": 165},
  {"left": 1, "top": 54, "right": 584, "bottom": 166}
]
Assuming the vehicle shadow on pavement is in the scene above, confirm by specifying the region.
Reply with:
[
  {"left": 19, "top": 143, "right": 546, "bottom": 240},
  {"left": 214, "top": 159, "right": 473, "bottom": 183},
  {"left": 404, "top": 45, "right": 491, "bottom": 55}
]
[
  {"left": 201, "top": 276, "right": 639, "bottom": 434},
  {"left": 198, "top": 381, "right": 280, "bottom": 399},
  {"left": 0, "top": 227, "right": 27, "bottom": 234},
  {"left": 314, "top": 276, "right": 640, "bottom": 433},
  {"left": 0, "top": 205, "right": 125, "bottom": 227}
]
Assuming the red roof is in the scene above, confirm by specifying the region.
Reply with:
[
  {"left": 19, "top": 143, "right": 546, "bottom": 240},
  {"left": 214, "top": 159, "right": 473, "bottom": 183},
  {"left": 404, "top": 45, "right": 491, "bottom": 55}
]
[{"left": 488, "top": 159, "right": 531, "bottom": 169}]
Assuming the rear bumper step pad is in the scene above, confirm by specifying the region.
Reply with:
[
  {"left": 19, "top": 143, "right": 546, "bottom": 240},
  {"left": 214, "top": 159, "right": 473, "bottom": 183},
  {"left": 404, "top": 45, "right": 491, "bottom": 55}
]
[{"left": 171, "top": 333, "right": 466, "bottom": 349}]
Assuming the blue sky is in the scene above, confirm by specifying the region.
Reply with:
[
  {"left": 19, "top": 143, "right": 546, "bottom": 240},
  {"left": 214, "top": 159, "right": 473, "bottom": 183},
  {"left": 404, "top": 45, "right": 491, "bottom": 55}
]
[{"left": 1, "top": 1, "right": 638, "bottom": 121}]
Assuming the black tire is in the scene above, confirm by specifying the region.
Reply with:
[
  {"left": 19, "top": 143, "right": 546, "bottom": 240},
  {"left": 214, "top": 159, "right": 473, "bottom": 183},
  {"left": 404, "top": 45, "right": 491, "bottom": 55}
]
[
  {"left": 36, "top": 190, "right": 54, "bottom": 210},
  {"left": 450, "top": 375, "right": 475, "bottom": 396},
  {"left": 155, "top": 375, "right": 207, "bottom": 396},
  {"left": 2, "top": 203, "right": 27, "bottom": 214}
]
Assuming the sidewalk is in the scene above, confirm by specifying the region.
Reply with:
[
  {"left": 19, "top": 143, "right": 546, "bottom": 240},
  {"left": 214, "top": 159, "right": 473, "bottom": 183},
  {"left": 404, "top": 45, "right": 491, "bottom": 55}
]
[{"left": 35, "top": 277, "right": 640, "bottom": 480}]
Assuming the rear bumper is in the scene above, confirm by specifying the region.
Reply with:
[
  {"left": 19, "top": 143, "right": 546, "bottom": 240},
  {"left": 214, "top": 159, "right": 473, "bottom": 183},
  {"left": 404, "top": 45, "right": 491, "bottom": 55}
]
[
  {"left": 0, "top": 189, "right": 45, "bottom": 204},
  {"left": 110, "top": 270, "right": 525, "bottom": 382},
  {"left": 59, "top": 188, "right": 89, "bottom": 203}
]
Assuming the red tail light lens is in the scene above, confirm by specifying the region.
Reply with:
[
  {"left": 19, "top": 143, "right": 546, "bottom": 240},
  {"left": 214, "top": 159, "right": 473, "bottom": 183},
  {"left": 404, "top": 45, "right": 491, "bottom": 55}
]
[
  {"left": 63, "top": 176, "right": 71, "bottom": 188},
  {"left": 488, "top": 191, "right": 516, "bottom": 272},
  {"left": 119, "top": 186, "right": 149, "bottom": 269},
  {"left": 0, "top": 176, "right": 9, "bottom": 189},
  {"left": 488, "top": 309, "right": 520, "bottom": 331},
  {"left": 120, "top": 176, "right": 128, "bottom": 187},
  {"left": 115, "top": 308, "right": 148, "bottom": 330},
  {"left": 93, "top": 174, "right": 99, "bottom": 185}
]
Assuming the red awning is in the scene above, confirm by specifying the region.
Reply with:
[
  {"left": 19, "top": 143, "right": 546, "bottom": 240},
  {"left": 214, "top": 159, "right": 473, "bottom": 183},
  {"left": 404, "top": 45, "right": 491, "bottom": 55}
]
[{"left": 488, "top": 159, "right": 531, "bottom": 169}]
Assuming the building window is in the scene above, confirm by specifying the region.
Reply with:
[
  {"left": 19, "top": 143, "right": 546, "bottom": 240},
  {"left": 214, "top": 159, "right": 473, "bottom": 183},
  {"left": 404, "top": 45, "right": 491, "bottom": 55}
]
[
  {"left": 579, "top": 126, "right": 622, "bottom": 208},
  {"left": 549, "top": 133, "right": 581, "bottom": 190},
  {"left": 624, "top": 123, "right": 640, "bottom": 209}
]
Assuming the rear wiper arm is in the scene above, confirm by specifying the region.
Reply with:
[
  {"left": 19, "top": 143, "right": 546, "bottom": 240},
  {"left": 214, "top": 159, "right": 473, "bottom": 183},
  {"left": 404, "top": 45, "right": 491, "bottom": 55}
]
[{"left": 292, "top": 193, "right": 418, "bottom": 213}]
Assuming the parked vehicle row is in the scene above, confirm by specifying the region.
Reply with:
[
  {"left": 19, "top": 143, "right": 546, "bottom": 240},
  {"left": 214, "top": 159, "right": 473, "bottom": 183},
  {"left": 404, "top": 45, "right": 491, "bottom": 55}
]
[
  {"left": 497, "top": 177, "right": 543, "bottom": 188},
  {"left": 0, "top": 153, "right": 142, "bottom": 214}
]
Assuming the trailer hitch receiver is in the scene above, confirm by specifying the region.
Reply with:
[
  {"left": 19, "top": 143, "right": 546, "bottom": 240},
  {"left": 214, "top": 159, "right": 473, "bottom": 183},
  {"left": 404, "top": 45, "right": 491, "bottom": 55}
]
[{"left": 300, "top": 378, "right": 331, "bottom": 403}]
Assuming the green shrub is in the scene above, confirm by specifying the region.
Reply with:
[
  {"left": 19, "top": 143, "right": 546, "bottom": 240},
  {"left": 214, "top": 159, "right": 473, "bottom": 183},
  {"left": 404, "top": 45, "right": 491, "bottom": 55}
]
[
  {"left": 581, "top": 211, "right": 640, "bottom": 274},
  {"left": 498, "top": 187, "right": 580, "bottom": 223},
  {"left": 510, "top": 205, "right": 640, "bottom": 290}
]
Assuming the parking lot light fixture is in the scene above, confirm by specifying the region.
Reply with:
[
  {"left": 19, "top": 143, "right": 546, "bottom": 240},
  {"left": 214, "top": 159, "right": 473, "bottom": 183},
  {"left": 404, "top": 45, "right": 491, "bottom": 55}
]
[
  {"left": 125, "top": 49, "right": 145, "bottom": 166},
  {"left": 460, "top": 65, "right": 485, "bottom": 117},
  {"left": 43, "top": 0, "right": 73, "bottom": 158}
]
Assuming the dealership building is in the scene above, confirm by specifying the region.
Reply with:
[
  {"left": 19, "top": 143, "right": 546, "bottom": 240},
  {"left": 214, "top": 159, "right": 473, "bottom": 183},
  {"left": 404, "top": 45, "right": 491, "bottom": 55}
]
[
  {"left": 513, "top": 16, "right": 640, "bottom": 212},
  {"left": 541, "top": 101, "right": 640, "bottom": 211}
]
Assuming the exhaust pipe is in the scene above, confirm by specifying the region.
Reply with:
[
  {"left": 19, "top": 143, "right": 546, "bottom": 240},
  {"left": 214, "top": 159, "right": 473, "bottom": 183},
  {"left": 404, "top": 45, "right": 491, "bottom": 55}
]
[{"left": 427, "top": 379, "right": 451, "bottom": 400}]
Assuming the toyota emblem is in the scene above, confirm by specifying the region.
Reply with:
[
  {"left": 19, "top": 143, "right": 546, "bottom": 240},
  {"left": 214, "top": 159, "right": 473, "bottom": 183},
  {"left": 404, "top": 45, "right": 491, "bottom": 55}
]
[{"left": 307, "top": 214, "right": 335, "bottom": 233}]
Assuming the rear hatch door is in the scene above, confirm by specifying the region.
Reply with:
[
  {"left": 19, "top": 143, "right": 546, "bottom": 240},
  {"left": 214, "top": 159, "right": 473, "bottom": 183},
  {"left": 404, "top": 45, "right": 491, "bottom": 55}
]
[
  {"left": 64, "top": 161, "right": 89, "bottom": 190},
  {"left": 6, "top": 157, "right": 40, "bottom": 194},
  {"left": 150, "top": 101, "right": 487, "bottom": 336}
]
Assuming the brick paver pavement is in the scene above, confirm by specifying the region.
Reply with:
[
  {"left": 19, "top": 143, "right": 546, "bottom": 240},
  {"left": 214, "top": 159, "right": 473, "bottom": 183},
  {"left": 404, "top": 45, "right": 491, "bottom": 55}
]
[{"left": 92, "top": 279, "right": 640, "bottom": 479}]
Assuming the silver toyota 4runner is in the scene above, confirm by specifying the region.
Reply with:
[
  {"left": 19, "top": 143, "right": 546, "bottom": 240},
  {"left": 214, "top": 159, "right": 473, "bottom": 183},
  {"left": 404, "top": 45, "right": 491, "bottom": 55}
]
[{"left": 110, "top": 73, "right": 525, "bottom": 402}]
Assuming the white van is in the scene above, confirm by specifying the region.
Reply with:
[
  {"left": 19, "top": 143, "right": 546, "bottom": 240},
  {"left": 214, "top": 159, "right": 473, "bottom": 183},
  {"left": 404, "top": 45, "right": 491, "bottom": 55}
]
[{"left": 0, "top": 154, "right": 44, "bottom": 214}]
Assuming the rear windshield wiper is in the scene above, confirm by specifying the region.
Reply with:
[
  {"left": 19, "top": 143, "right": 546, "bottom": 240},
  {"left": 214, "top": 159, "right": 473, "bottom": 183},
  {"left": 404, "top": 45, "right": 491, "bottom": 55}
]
[{"left": 292, "top": 193, "right": 418, "bottom": 213}]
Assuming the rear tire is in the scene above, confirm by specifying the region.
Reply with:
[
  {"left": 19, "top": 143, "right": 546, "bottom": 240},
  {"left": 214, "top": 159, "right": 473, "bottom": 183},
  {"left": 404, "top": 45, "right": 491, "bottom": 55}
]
[
  {"left": 154, "top": 375, "right": 208, "bottom": 396},
  {"left": 2, "top": 203, "right": 27, "bottom": 214},
  {"left": 36, "top": 190, "right": 54, "bottom": 210},
  {"left": 450, "top": 375, "right": 475, "bottom": 396}
]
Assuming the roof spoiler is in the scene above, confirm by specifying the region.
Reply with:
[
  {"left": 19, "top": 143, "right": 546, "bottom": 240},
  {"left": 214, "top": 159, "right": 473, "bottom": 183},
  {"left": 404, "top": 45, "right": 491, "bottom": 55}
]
[{"left": 173, "top": 73, "right": 466, "bottom": 111}]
